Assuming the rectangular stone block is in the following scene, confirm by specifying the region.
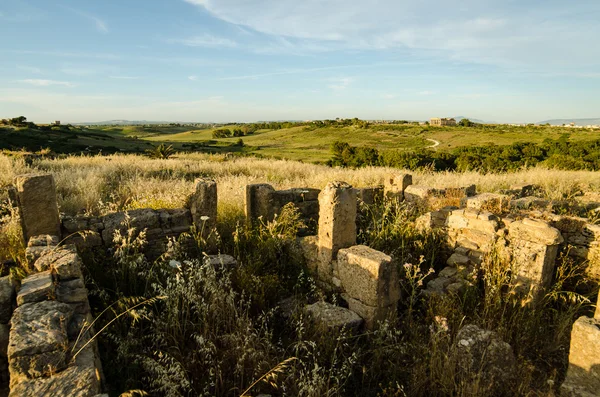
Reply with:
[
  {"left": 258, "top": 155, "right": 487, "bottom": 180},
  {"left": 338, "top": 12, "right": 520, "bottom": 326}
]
[
  {"left": 189, "top": 178, "right": 217, "bottom": 233},
  {"left": 341, "top": 293, "right": 396, "bottom": 330},
  {"left": 245, "top": 184, "right": 276, "bottom": 225},
  {"left": 337, "top": 245, "right": 399, "bottom": 308},
  {"left": 561, "top": 316, "right": 600, "bottom": 396},
  {"left": 465, "top": 193, "right": 511, "bottom": 212},
  {"left": 17, "top": 272, "right": 54, "bottom": 306},
  {"left": 15, "top": 174, "right": 61, "bottom": 242}
]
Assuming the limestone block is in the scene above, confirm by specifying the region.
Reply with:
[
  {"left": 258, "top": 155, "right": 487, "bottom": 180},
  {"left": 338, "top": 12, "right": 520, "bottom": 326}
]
[
  {"left": 357, "top": 186, "right": 384, "bottom": 205},
  {"left": 561, "top": 316, "right": 600, "bottom": 397},
  {"left": 510, "top": 183, "right": 539, "bottom": 198},
  {"left": 337, "top": 245, "right": 399, "bottom": 308},
  {"left": 510, "top": 239, "right": 559, "bottom": 303},
  {"left": 456, "top": 324, "right": 516, "bottom": 387},
  {"left": 446, "top": 185, "right": 477, "bottom": 198},
  {"left": 447, "top": 253, "right": 470, "bottom": 267},
  {"left": 383, "top": 174, "right": 412, "bottom": 200},
  {"left": 0, "top": 276, "right": 16, "bottom": 324},
  {"left": 34, "top": 245, "right": 83, "bottom": 281},
  {"left": 25, "top": 246, "right": 52, "bottom": 267},
  {"left": 8, "top": 301, "right": 73, "bottom": 385},
  {"left": 14, "top": 174, "right": 61, "bottom": 242},
  {"left": 9, "top": 344, "right": 101, "bottom": 397},
  {"left": 465, "top": 193, "right": 510, "bottom": 212},
  {"left": 62, "top": 231, "right": 103, "bottom": 250},
  {"left": 508, "top": 218, "right": 563, "bottom": 246},
  {"left": 245, "top": 184, "right": 276, "bottom": 224},
  {"left": 297, "top": 236, "right": 319, "bottom": 274},
  {"left": 304, "top": 302, "right": 363, "bottom": 331},
  {"left": 317, "top": 182, "right": 357, "bottom": 280},
  {"left": 27, "top": 235, "right": 59, "bottom": 248},
  {"left": 101, "top": 209, "right": 160, "bottom": 244},
  {"left": 509, "top": 197, "right": 549, "bottom": 210},
  {"left": 341, "top": 294, "right": 395, "bottom": 330},
  {"left": 404, "top": 185, "right": 438, "bottom": 203},
  {"left": 189, "top": 178, "right": 217, "bottom": 232},
  {"left": 56, "top": 279, "right": 88, "bottom": 304},
  {"left": 16, "top": 271, "right": 54, "bottom": 306}
]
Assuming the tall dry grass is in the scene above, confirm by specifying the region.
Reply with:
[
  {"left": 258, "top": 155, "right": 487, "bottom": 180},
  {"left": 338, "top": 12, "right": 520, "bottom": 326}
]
[{"left": 0, "top": 152, "right": 598, "bottom": 216}]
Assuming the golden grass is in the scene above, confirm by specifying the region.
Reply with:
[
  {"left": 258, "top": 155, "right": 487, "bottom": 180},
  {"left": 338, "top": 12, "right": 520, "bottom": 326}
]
[{"left": 0, "top": 152, "right": 598, "bottom": 216}]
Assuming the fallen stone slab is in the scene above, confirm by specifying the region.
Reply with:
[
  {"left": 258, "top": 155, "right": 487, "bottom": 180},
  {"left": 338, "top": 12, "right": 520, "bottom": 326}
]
[{"left": 304, "top": 302, "right": 363, "bottom": 331}]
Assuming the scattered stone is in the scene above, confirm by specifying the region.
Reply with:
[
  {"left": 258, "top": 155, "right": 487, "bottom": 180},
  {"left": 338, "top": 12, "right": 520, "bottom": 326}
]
[
  {"left": 16, "top": 271, "right": 54, "bottom": 306},
  {"left": 304, "top": 301, "right": 363, "bottom": 331},
  {"left": 456, "top": 324, "right": 516, "bottom": 388},
  {"left": 465, "top": 193, "right": 510, "bottom": 212}
]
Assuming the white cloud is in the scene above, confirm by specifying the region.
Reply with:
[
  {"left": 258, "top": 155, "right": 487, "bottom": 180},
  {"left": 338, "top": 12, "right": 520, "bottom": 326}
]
[
  {"left": 188, "top": 75, "right": 198, "bottom": 81},
  {"left": 182, "top": 0, "right": 600, "bottom": 68},
  {"left": 172, "top": 34, "right": 237, "bottom": 48},
  {"left": 18, "top": 79, "right": 75, "bottom": 87}
]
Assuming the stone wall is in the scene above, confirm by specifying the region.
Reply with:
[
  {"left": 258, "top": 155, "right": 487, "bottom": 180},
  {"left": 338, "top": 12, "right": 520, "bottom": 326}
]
[
  {"left": 245, "top": 184, "right": 320, "bottom": 234},
  {"left": 550, "top": 215, "right": 600, "bottom": 281},
  {"left": 8, "top": 238, "right": 103, "bottom": 396}
]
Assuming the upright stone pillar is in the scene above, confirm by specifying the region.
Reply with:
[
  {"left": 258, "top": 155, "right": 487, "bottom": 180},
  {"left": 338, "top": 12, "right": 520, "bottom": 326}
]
[
  {"left": 244, "top": 184, "right": 275, "bottom": 225},
  {"left": 384, "top": 174, "right": 412, "bottom": 201},
  {"left": 14, "top": 174, "right": 61, "bottom": 243},
  {"left": 317, "top": 182, "right": 357, "bottom": 281},
  {"left": 507, "top": 219, "right": 563, "bottom": 304},
  {"left": 561, "top": 316, "right": 600, "bottom": 396},
  {"left": 189, "top": 178, "right": 217, "bottom": 235}
]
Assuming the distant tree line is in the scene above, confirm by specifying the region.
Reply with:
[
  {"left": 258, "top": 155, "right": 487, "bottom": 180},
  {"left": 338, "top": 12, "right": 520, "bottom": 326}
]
[{"left": 328, "top": 137, "right": 600, "bottom": 172}]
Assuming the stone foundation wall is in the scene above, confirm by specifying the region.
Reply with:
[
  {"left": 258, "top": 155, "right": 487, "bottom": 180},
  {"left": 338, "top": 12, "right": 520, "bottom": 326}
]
[
  {"left": 8, "top": 238, "right": 103, "bottom": 396},
  {"left": 550, "top": 215, "right": 600, "bottom": 281}
]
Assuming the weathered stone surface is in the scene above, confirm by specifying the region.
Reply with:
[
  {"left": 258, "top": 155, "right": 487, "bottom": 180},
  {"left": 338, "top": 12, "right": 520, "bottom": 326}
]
[
  {"left": 189, "top": 178, "right": 217, "bottom": 233},
  {"left": 9, "top": 344, "right": 101, "bottom": 397},
  {"left": 207, "top": 254, "right": 237, "bottom": 268},
  {"left": 447, "top": 253, "right": 470, "bottom": 267},
  {"left": 0, "top": 276, "right": 16, "bottom": 324},
  {"left": 297, "top": 235, "right": 319, "bottom": 274},
  {"left": 456, "top": 324, "right": 516, "bottom": 388},
  {"left": 305, "top": 302, "right": 363, "bottom": 331},
  {"left": 317, "top": 182, "right": 357, "bottom": 281},
  {"left": 0, "top": 323, "right": 9, "bottom": 358},
  {"left": 357, "top": 186, "right": 384, "bottom": 205},
  {"left": 10, "top": 350, "right": 68, "bottom": 382},
  {"left": 16, "top": 271, "right": 54, "bottom": 306},
  {"left": 508, "top": 218, "right": 563, "bottom": 246},
  {"left": 14, "top": 174, "right": 61, "bottom": 242},
  {"left": 8, "top": 301, "right": 73, "bottom": 359},
  {"left": 62, "top": 231, "right": 103, "bottom": 250},
  {"left": 561, "top": 316, "right": 600, "bottom": 397},
  {"left": 596, "top": 294, "right": 600, "bottom": 320},
  {"left": 404, "top": 185, "right": 439, "bottom": 203},
  {"left": 24, "top": 246, "right": 51, "bottom": 267},
  {"left": 56, "top": 279, "right": 88, "bottom": 304},
  {"left": 337, "top": 245, "right": 399, "bottom": 308},
  {"left": 384, "top": 174, "right": 412, "bottom": 200},
  {"left": 27, "top": 235, "right": 59, "bottom": 248},
  {"left": 101, "top": 208, "right": 160, "bottom": 245},
  {"left": 510, "top": 197, "right": 549, "bottom": 210},
  {"left": 465, "top": 193, "right": 510, "bottom": 212},
  {"left": 342, "top": 293, "right": 395, "bottom": 330}
]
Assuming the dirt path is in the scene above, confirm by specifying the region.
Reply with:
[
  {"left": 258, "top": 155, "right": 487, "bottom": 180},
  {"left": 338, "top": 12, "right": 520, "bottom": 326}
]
[{"left": 426, "top": 138, "right": 440, "bottom": 148}]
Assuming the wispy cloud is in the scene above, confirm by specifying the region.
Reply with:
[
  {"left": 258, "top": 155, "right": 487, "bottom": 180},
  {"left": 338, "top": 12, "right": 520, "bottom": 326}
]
[
  {"left": 328, "top": 77, "right": 353, "bottom": 91},
  {"left": 171, "top": 34, "right": 237, "bottom": 48},
  {"left": 188, "top": 75, "right": 199, "bottom": 81},
  {"left": 61, "top": 5, "right": 108, "bottom": 34},
  {"left": 17, "top": 65, "right": 42, "bottom": 74},
  {"left": 12, "top": 50, "right": 119, "bottom": 60},
  {"left": 218, "top": 64, "right": 365, "bottom": 81},
  {"left": 109, "top": 75, "right": 141, "bottom": 80},
  {"left": 18, "top": 79, "right": 75, "bottom": 87}
]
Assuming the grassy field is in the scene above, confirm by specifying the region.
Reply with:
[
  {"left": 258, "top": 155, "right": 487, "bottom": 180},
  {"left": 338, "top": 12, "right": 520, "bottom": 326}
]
[{"left": 3, "top": 121, "right": 599, "bottom": 163}]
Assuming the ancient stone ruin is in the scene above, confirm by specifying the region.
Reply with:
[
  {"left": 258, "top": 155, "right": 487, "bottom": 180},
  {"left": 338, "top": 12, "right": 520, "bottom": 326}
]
[{"left": 4, "top": 171, "right": 600, "bottom": 394}]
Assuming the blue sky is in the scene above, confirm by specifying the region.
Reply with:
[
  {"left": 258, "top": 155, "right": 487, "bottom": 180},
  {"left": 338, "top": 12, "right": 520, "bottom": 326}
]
[{"left": 1, "top": 0, "right": 599, "bottom": 123}]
